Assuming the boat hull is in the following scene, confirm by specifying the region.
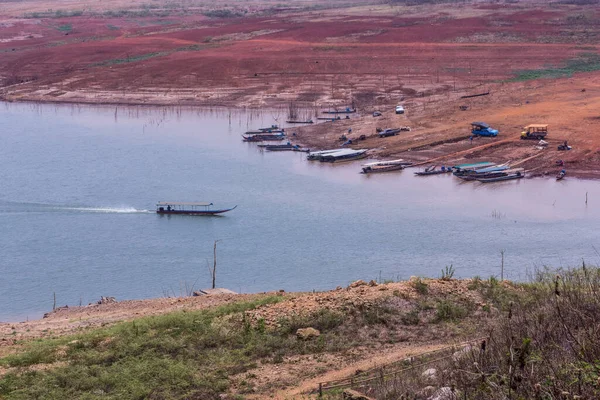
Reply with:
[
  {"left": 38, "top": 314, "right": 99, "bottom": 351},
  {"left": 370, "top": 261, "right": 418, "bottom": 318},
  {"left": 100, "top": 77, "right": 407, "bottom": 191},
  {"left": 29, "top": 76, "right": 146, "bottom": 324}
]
[
  {"left": 362, "top": 165, "right": 405, "bottom": 173},
  {"left": 415, "top": 170, "right": 452, "bottom": 176},
  {"left": 156, "top": 206, "right": 237, "bottom": 216},
  {"left": 477, "top": 174, "right": 523, "bottom": 183},
  {"left": 321, "top": 152, "right": 368, "bottom": 163}
]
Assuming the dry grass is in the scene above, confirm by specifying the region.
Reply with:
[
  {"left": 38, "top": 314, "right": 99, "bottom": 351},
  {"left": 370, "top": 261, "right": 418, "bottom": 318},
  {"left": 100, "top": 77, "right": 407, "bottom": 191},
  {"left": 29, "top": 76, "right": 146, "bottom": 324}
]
[{"left": 351, "top": 267, "right": 600, "bottom": 399}]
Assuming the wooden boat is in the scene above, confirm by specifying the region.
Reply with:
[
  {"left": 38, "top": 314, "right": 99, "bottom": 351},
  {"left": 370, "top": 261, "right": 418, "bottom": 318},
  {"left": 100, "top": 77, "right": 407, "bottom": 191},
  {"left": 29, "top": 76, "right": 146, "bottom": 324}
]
[
  {"left": 556, "top": 169, "right": 566, "bottom": 181},
  {"left": 307, "top": 149, "right": 345, "bottom": 161},
  {"left": 458, "top": 168, "right": 523, "bottom": 181},
  {"left": 415, "top": 166, "right": 452, "bottom": 176},
  {"left": 453, "top": 162, "right": 508, "bottom": 176},
  {"left": 477, "top": 171, "right": 524, "bottom": 183},
  {"left": 156, "top": 202, "right": 237, "bottom": 216},
  {"left": 322, "top": 108, "right": 356, "bottom": 114},
  {"left": 361, "top": 159, "right": 412, "bottom": 174},
  {"left": 243, "top": 134, "right": 286, "bottom": 142},
  {"left": 286, "top": 120, "right": 313, "bottom": 124},
  {"left": 455, "top": 163, "right": 511, "bottom": 177},
  {"left": 316, "top": 117, "right": 341, "bottom": 121},
  {"left": 245, "top": 129, "right": 285, "bottom": 135},
  {"left": 452, "top": 161, "right": 495, "bottom": 173},
  {"left": 320, "top": 149, "right": 367, "bottom": 163},
  {"left": 258, "top": 125, "right": 280, "bottom": 131},
  {"left": 264, "top": 144, "right": 309, "bottom": 152}
]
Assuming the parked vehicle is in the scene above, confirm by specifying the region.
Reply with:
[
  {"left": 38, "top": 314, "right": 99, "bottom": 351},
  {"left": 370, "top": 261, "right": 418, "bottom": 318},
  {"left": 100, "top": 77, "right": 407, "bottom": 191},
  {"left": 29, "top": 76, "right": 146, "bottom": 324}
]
[
  {"left": 471, "top": 122, "right": 498, "bottom": 137},
  {"left": 395, "top": 105, "right": 405, "bottom": 114},
  {"left": 558, "top": 141, "right": 572, "bottom": 151},
  {"left": 378, "top": 128, "right": 402, "bottom": 138},
  {"left": 521, "top": 124, "right": 548, "bottom": 140}
]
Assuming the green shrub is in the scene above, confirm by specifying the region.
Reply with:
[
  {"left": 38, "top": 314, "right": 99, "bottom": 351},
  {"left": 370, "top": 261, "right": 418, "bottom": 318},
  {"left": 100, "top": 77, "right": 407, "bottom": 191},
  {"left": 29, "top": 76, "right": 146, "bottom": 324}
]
[
  {"left": 440, "top": 264, "right": 455, "bottom": 281},
  {"left": 412, "top": 278, "right": 428, "bottom": 295},
  {"left": 434, "top": 300, "right": 468, "bottom": 322}
]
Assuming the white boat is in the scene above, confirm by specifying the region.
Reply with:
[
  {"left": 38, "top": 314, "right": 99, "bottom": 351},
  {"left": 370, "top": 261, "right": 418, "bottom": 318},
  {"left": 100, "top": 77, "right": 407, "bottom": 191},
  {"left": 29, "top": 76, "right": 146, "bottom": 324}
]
[
  {"left": 307, "top": 149, "right": 345, "bottom": 161},
  {"left": 320, "top": 149, "right": 367, "bottom": 163},
  {"left": 361, "top": 159, "right": 412, "bottom": 174}
]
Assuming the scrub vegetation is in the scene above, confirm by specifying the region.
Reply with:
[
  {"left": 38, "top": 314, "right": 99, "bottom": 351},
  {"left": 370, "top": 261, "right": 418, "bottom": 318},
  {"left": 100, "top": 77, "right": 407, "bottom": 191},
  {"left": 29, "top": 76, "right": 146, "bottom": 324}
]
[
  {"left": 354, "top": 267, "right": 600, "bottom": 399},
  {"left": 1, "top": 268, "right": 598, "bottom": 399}
]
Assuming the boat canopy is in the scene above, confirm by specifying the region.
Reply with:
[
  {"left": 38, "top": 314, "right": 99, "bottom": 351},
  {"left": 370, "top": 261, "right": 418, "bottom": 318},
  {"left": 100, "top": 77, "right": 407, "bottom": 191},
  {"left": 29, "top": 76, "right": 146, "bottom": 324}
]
[
  {"left": 362, "top": 159, "right": 405, "bottom": 167},
  {"left": 309, "top": 149, "right": 345, "bottom": 156},
  {"left": 471, "top": 122, "right": 490, "bottom": 129},
  {"left": 472, "top": 164, "right": 509, "bottom": 174},
  {"left": 453, "top": 161, "right": 494, "bottom": 169},
  {"left": 322, "top": 149, "right": 364, "bottom": 157},
  {"left": 157, "top": 202, "right": 213, "bottom": 207}
]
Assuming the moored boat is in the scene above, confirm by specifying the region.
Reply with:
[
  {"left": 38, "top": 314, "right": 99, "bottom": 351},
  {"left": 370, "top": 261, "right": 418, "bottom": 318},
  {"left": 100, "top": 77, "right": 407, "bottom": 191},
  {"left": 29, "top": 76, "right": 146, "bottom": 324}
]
[
  {"left": 320, "top": 149, "right": 367, "bottom": 163},
  {"left": 322, "top": 108, "right": 356, "bottom": 114},
  {"left": 476, "top": 171, "right": 524, "bottom": 183},
  {"left": 258, "top": 125, "right": 280, "bottom": 131},
  {"left": 361, "top": 159, "right": 412, "bottom": 174},
  {"left": 243, "top": 134, "right": 286, "bottom": 142},
  {"left": 156, "top": 202, "right": 237, "bottom": 216},
  {"left": 556, "top": 169, "right": 566, "bottom": 181},
  {"left": 414, "top": 166, "right": 452, "bottom": 176},
  {"left": 454, "top": 163, "right": 511, "bottom": 177},
  {"left": 458, "top": 168, "right": 523, "bottom": 181},
  {"left": 452, "top": 161, "right": 495, "bottom": 174},
  {"left": 286, "top": 120, "right": 313, "bottom": 124},
  {"left": 264, "top": 144, "right": 309, "bottom": 152},
  {"left": 307, "top": 149, "right": 345, "bottom": 161},
  {"left": 245, "top": 129, "right": 285, "bottom": 135},
  {"left": 453, "top": 162, "right": 507, "bottom": 176}
]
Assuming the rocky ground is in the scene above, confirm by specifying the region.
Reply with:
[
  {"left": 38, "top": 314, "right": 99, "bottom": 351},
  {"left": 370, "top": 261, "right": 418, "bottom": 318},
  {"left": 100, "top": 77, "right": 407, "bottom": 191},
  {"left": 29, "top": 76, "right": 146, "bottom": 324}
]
[{"left": 1, "top": 277, "right": 506, "bottom": 398}]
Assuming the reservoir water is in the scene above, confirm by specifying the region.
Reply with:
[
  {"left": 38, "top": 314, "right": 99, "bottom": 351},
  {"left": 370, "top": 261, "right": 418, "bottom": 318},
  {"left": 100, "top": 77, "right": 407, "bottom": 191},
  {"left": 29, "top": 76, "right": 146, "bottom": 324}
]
[{"left": 1, "top": 102, "right": 599, "bottom": 321}]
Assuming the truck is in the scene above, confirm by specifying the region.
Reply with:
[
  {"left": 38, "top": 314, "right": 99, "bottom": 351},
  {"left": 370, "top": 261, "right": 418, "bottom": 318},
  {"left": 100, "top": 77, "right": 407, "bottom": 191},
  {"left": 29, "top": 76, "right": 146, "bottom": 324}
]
[
  {"left": 520, "top": 124, "right": 548, "bottom": 140},
  {"left": 471, "top": 122, "right": 498, "bottom": 137}
]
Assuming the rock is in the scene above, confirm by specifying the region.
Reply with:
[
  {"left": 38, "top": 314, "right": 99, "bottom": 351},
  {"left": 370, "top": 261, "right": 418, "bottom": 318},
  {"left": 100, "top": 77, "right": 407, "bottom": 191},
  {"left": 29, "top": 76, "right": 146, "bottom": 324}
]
[
  {"left": 419, "top": 386, "right": 436, "bottom": 397},
  {"left": 349, "top": 280, "right": 367, "bottom": 288},
  {"left": 342, "top": 389, "right": 375, "bottom": 400},
  {"left": 97, "top": 296, "right": 117, "bottom": 305},
  {"left": 335, "top": 286, "right": 343, "bottom": 291},
  {"left": 422, "top": 368, "right": 437, "bottom": 380},
  {"left": 427, "top": 387, "right": 455, "bottom": 400},
  {"left": 296, "top": 327, "right": 321, "bottom": 340},
  {"left": 368, "top": 280, "right": 378, "bottom": 287}
]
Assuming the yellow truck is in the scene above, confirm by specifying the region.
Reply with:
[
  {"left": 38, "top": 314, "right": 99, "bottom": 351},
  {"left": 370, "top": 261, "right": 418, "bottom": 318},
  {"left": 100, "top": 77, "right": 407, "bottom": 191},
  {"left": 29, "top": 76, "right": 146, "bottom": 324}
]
[{"left": 521, "top": 124, "right": 548, "bottom": 140}]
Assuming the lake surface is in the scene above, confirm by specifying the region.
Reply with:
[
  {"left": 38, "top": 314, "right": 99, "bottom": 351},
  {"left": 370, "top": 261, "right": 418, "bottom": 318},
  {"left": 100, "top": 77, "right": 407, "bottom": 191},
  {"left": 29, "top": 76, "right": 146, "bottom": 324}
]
[{"left": 1, "top": 102, "right": 599, "bottom": 321}]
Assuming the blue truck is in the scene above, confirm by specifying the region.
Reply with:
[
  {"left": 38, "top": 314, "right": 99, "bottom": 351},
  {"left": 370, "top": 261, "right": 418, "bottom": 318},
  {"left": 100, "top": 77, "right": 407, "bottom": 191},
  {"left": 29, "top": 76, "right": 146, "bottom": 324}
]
[{"left": 471, "top": 122, "right": 498, "bottom": 137}]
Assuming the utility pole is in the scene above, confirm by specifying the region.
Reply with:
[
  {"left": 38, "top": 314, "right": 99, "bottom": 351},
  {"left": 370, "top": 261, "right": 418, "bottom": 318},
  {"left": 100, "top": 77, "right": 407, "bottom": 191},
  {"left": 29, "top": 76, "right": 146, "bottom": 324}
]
[{"left": 212, "top": 240, "right": 221, "bottom": 289}]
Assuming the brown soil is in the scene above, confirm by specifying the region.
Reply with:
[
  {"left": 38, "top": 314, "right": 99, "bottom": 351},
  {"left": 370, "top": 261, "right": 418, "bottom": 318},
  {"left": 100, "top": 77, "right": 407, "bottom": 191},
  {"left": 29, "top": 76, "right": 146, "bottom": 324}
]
[
  {"left": 0, "top": 278, "right": 491, "bottom": 398},
  {"left": 1, "top": 1, "right": 599, "bottom": 177}
]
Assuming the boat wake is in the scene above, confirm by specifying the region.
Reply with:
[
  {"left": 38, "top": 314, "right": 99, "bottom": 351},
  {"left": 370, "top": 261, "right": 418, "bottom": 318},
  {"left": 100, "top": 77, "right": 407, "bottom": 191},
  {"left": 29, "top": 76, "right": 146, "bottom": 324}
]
[
  {"left": 65, "top": 207, "right": 151, "bottom": 214},
  {"left": 0, "top": 201, "right": 151, "bottom": 214}
]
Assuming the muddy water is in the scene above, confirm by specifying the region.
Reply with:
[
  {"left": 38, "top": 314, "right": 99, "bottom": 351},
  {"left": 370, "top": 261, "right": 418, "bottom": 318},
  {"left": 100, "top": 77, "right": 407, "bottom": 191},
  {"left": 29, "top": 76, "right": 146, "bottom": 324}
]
[{"left": 1, "top": 102, "right": 599, "bottom": 321}]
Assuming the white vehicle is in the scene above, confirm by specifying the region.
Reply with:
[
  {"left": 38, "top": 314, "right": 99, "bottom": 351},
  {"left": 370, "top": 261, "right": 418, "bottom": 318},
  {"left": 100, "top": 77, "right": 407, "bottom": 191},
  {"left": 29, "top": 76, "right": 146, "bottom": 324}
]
[{"left": 395, "top": 105, "right": 405, "bottom": 114}]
